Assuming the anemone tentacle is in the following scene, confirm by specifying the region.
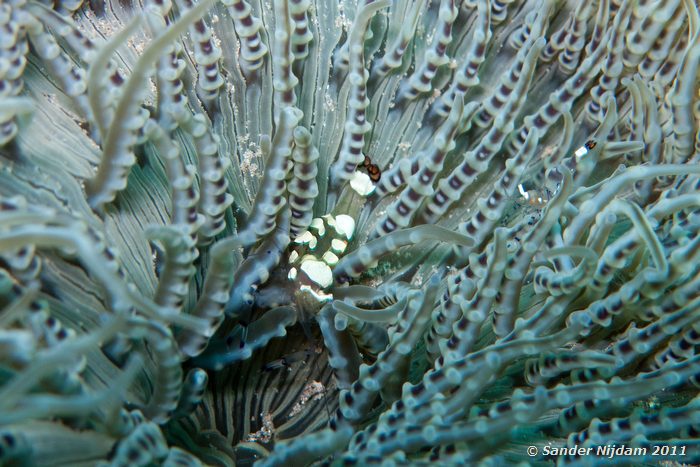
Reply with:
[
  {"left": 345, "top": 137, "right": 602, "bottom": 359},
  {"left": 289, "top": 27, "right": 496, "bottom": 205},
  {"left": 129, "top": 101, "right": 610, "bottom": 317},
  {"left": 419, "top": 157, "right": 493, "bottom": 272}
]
[{"left": 2, "top": 0, "right": 700, "bottom": 465}]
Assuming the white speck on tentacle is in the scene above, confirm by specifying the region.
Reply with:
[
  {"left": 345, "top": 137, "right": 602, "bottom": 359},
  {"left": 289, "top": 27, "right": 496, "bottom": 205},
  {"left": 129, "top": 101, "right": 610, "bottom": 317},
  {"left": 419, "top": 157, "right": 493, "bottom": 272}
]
[{"left": 574, "top": 145, "right": 589, "bottom": 158}]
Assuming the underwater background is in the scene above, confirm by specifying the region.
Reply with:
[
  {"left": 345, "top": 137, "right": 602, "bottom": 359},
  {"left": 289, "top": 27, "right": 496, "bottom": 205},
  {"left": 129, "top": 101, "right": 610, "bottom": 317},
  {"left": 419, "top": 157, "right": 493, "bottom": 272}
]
[{"left": 2, "top": 0, "right": 700, "bottom": 465}]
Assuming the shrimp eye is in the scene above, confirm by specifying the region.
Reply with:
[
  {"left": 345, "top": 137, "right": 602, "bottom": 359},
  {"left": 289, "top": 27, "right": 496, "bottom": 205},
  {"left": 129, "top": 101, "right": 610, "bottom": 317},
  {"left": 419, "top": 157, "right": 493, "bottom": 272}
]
[
  {"left": 584, "top": 140, "right": 596, "bottom": 150},
  {"left": 368, "top": 164, "right": 381, "bottom": 182}
]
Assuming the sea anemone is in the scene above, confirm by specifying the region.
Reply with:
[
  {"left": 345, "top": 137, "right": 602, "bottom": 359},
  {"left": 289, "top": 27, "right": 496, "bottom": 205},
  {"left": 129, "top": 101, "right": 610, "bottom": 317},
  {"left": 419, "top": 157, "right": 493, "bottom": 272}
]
[{"left": 2, "top": 0, "right": 700, "bottom": 465}]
